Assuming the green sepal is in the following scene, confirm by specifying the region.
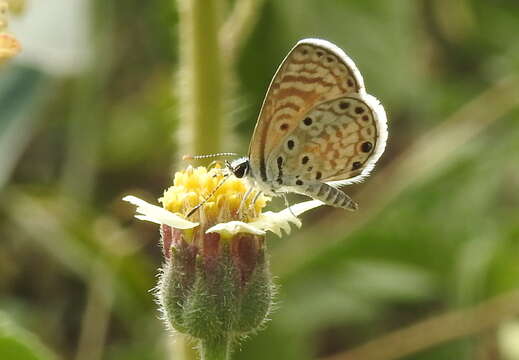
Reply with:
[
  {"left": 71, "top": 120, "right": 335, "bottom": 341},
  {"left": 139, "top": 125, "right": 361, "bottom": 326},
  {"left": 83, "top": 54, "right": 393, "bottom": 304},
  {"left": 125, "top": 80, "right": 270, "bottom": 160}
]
[
  {"left": 235, "top": 250, "right": 273, "bottom": 333},
  {"left": 159, "top": 243, "right": 197, "bottom": 333},
  {"left": 159, "top": 236, "right": 274, "bottom": 343},
  {"left": 181, "top": 245, "right": 240, "bottom": 339}
]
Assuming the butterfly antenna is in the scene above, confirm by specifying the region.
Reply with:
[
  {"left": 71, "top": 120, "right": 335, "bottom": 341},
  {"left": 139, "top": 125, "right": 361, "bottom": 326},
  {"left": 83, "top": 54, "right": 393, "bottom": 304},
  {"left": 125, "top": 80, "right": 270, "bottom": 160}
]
[
  {"left": 183, "top": 153, "right": 239, "bottom": 161},
  {"left": 186, "top": 173, "right": 231, "bottom": 218}
]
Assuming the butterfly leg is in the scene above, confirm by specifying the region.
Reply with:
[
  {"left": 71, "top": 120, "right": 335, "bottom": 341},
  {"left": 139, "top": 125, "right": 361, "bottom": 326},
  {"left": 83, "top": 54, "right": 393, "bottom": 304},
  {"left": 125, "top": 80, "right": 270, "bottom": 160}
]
[
  {"left": 250, "top": 190, "right": 263, "bottom": 218},
  {"left": 187, "top": 173, "right": 231, "bottom": 217},
  {"left": 238, "top": 186, "right": 254, "bottom": 219},
  {"left": 283, "top": 178, "right": 358, "bottom": 211},
  {"left": 281, "top": 193, "right": 298, "bottom": 219}
]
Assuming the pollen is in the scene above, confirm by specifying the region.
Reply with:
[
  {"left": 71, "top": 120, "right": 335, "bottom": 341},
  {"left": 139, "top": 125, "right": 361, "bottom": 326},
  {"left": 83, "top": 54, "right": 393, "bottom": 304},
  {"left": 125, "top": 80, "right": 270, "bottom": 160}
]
[{"left": 160, "top": 165, "right": 269, "bottom": 224}]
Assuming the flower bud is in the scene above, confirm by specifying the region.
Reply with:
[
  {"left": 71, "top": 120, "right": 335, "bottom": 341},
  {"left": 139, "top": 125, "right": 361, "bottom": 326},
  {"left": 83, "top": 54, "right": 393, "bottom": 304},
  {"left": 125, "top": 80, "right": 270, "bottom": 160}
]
[
  {"left": 155, "top": 166, "right": 274, "bottom": 342},
  {"left": 159, "top": 225, "right": 273, "bottom": 340}
]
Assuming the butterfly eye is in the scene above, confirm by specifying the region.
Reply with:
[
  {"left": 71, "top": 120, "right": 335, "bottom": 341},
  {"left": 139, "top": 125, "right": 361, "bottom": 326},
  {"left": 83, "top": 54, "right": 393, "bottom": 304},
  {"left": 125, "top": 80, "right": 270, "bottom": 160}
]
[{"left": 231, "top": 160, "right": 249, "bottom": 178}]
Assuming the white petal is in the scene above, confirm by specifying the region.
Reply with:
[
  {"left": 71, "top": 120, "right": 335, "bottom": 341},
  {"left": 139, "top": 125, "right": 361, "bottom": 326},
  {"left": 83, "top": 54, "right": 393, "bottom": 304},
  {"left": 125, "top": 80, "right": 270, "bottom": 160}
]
[
  {"left": 123, "top": 195, "right": 198, "bottom": 229},
  {"left": 206, "top": 221, "right": 266, "bottom": 238},
  {"left": 206, "top": 199, "right": 325, "bottom": 237}
]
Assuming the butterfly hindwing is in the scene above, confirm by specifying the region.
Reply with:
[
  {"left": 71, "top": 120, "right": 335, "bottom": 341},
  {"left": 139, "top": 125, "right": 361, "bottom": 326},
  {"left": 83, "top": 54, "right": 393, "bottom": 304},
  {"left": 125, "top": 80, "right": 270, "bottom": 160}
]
[{"left": 266, "top": 94, "right": 387, "bottom": 187}]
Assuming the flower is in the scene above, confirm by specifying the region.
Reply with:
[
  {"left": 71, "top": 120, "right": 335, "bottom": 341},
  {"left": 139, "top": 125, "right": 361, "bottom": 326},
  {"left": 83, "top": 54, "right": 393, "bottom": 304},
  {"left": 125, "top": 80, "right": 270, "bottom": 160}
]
[
  {"left": 0, "top": 32, "right": 21, "bottom": 63},
  {"left": 123, "top": 165, "right": 324, "bottom": 239},
  {"left": 0, "top": 1, "right": 21, "bottom": 63},
  {"left": 123, "top": 165, "right": 324, "bottom": 348}
]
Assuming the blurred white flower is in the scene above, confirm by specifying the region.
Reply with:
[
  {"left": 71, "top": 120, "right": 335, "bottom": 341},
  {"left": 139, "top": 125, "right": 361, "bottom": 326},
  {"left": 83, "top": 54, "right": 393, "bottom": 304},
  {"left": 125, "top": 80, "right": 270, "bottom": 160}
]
[{"left": 9, "top": 0, "right": 91, "bottom": 75}]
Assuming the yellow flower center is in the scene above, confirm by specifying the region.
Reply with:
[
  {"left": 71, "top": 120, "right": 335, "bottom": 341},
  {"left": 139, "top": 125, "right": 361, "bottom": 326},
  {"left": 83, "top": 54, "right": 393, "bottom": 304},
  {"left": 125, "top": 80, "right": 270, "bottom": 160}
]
[{"left": 160, "top": 165, "right": 269, "bottom": 224}]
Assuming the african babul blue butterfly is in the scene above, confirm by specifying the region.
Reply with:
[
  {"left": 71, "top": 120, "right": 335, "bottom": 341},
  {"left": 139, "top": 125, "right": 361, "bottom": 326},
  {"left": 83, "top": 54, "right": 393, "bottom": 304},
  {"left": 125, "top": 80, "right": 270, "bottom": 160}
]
[{"left": 187, "top": 38, "right": 388, "bottom": 214}]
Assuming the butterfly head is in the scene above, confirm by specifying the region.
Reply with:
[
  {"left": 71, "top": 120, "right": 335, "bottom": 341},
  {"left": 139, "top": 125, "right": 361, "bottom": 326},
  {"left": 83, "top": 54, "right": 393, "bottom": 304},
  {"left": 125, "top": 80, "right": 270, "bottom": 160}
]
[{"left": 227, "top": 157, "right": 250, "bottom": 179}]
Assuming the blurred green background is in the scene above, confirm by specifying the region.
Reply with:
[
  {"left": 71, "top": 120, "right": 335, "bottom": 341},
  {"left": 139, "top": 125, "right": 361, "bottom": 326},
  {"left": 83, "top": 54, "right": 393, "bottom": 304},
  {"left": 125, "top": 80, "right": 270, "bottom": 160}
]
[{"left": 1, "top": 0, "right": 519, "bottom": 359}]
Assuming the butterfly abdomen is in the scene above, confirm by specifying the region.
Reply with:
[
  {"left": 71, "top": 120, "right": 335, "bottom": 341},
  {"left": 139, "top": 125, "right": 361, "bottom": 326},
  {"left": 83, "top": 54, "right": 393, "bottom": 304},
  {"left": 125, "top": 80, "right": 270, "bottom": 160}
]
[{"left": 302, "top": 182, "right": 358, "bottom": 211}]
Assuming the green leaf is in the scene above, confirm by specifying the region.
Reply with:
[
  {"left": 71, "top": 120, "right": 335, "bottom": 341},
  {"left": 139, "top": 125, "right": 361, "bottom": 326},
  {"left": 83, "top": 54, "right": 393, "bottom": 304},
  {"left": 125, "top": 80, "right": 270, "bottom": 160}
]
[{"left": 0, "top": 312, "right": 57, "bottom": 360}]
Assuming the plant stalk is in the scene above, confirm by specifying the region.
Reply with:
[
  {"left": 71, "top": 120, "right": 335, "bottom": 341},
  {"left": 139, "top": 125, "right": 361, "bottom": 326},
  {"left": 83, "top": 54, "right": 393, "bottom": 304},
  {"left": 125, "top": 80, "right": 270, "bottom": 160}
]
[
  {"left": 200, "top": 338, "right": 231, "bottom": 360},
  {"left": 177, "top": 0, "right": 224, "bottom": 157}
]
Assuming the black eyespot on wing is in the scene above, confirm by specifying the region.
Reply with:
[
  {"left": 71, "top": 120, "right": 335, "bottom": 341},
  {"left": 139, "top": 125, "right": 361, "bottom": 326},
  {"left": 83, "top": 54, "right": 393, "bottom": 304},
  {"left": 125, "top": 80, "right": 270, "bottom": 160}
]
[
  {"left": 303, "top": 117, "right": 312, "bottom": 126},
  {"left": 339, "top": 101, "right": 349, "bottom": 109},
  {"left": 355, "top": 107, "right": 365, "bottom": 114},
  {"left": 301, "top": 156, "right": 309, "bottom": 164},
  {"left": 315, "top": 171, "right": 322, "bottom": 180},
  {"left": 352, "top": 161, "right": 362, "bottom": 170},
  {"left": 287, "top": 140, "right": 295, "bottom": 150},
  {"left": 296, "top": 179, "right": 304, "bottom": 186},
  {"left": 361, "top": 142, "right": 373, "bottom": 153},
  {"left": 277, "top": 156, "right": 284, "bottom": 179}
]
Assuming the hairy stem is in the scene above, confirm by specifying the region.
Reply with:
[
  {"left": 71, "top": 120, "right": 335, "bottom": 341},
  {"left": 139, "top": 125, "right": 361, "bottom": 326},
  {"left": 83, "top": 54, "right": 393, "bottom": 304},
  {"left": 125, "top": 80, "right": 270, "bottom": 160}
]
[
  {"left": 200, "top": 337, "right": 231, "bottom": 360},
  {"left": 177, "top": 0, "right": 224, "bottom": 156},
  {"left": 172, "top": 334, "right": 198, "bottom": 360}
]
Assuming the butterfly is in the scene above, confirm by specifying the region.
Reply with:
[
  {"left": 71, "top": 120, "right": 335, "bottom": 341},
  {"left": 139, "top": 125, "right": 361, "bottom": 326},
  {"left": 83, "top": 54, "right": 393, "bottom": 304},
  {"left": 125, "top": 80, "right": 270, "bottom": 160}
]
[{"left": 224, "top": 38, "right": 388, "bottom": 211}]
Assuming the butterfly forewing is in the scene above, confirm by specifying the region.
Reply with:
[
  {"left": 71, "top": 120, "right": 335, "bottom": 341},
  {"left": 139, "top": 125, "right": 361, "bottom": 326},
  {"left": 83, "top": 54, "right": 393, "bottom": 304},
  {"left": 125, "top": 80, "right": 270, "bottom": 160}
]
[{"left": 248, "top": 39, "right": 366, "bottom": 183}]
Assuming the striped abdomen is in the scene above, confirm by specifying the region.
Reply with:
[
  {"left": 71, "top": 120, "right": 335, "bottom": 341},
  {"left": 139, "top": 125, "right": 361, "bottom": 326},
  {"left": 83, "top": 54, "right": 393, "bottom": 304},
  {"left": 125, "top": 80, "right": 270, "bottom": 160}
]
[{"left": 303, "top": 182, "right": 358, "bottom": 210}]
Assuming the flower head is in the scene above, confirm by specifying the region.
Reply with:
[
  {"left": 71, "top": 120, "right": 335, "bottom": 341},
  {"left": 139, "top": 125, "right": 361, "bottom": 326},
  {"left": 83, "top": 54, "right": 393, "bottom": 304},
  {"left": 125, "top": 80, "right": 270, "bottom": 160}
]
[
  {"left": 124, "top": 165, "right": 324, "bottom": 345},
  {"left": 124, "top": 165, "right": 323, "bottom": 240},
  {"left": 160, "top": 165, "right": 268, "bottom": 225},
  {"left": 0, "top": 1, "right": 21, "bottom": 63},
  {"left": 0, "top": 32, "right": 20, "bottom": 63}
]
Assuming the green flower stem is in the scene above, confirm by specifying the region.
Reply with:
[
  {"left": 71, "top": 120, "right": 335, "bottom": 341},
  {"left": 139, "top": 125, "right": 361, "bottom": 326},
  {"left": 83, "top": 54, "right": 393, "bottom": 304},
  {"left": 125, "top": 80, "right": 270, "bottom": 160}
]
[
  {"left": 200, "top": 337, "right": 231, "bottom": 360},
  {"left": 177, "top": 0, "right": 224, "bottom": 156},
  {"left": 174, "top": 334, "right": 198, "bottom": 360}
]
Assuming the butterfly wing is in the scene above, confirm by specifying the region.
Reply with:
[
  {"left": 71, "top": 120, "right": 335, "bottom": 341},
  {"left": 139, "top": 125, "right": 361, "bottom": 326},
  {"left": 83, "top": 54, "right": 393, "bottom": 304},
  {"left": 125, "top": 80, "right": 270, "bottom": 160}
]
[
  {"left": 248, "top": 38, "right": 366, "bottom": 183},
  {"left": 268, "top": 94, "right": 388, "bottom": 187}
]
